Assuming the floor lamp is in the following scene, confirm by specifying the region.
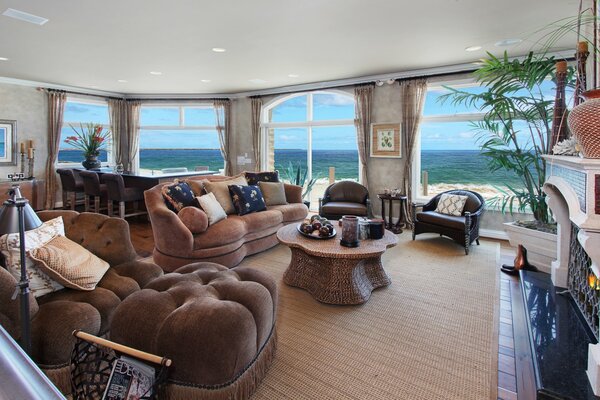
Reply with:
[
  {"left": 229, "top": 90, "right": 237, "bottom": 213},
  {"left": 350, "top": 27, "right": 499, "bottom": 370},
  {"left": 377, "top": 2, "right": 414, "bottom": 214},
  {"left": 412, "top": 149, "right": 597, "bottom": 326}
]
[{"left": 0, "top": 185, "right": 42, "bottom": 354}]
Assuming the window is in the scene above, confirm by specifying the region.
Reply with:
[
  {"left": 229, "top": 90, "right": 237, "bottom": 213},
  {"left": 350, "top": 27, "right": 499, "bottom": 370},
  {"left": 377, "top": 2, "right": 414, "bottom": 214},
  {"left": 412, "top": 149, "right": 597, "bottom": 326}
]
[
  {"left": 139, "top": 105, "right": 223, "bottom": 173},
  {"left": 262, "top": 91, "right": 357, "bottom": 209},
  {"left": 58, "top": 98, "right": 110, "bottom": 164}
]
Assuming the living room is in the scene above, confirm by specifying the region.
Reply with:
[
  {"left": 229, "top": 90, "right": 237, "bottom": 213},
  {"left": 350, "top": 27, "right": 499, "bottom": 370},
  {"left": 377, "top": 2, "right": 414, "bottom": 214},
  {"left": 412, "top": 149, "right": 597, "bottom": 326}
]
[{"left": 1, "top": 1, "right": 600, "bottom": 399}]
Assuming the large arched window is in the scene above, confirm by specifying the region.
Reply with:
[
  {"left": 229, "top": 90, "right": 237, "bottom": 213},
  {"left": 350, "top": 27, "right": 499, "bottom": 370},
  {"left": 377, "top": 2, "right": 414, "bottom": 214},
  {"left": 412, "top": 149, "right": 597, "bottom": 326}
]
[{"left": 262, "top": 91, "right": 357, "bottom": 208}]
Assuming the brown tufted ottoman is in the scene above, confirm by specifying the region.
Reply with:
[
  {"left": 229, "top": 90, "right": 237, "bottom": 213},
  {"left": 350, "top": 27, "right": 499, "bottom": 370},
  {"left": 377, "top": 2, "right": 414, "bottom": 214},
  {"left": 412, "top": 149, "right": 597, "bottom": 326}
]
[{"left": 110, "top": 262, "right": 277, "bottom": 399}]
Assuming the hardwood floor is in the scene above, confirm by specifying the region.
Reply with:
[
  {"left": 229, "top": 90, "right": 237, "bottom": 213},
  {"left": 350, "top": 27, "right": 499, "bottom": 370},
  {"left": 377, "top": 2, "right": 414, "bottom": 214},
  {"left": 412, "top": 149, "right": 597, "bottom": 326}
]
[{"left": 128, "top": 221, "right": 522, "bottom": 399}]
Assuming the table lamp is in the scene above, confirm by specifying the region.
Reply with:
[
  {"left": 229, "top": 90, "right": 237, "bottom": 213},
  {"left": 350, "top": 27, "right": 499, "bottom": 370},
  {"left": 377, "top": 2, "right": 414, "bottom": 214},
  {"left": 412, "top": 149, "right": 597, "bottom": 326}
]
[{"left": 0, "top": 185, "right": 42, "bottom": 354}]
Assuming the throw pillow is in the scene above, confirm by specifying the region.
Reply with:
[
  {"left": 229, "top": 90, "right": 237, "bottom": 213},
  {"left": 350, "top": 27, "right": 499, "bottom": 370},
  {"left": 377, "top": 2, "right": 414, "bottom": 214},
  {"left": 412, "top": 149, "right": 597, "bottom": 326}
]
[
  {"left": 228, "top": 185, "right": 267, "bottom": 216},
  {"left": 435, "top": 193, "right": 469, "bottom": 216},
  {"left": 184, "top": 179, "right": 205, "bottom": 197},
  {"left": 29, "top": 235, "right": 110, "bottom": 291},
  {"left": 196, "top": 192, "right": 227, "bottom": 225},
  {"left": 0, "top": 217, "right": 65, "bottom": 297},
  {"left": 258, "top": 181, "right": 288, "bottom": 206},
  {"left": 162, "top": 181, "right": 196, "bottom": 212},
  {"left": 244, "top": 171, "right": 279, "bottom": 186},
  {"left": 203, "top": 176, "right": 248, "bottom": 214}
]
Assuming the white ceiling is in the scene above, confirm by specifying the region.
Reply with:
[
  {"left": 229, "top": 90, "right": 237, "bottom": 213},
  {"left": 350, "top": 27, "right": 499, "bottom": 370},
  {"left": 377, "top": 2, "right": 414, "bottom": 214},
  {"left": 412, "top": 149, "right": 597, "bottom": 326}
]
[{"left": 0, "top": 0, "right": 582, "bottom": 95}]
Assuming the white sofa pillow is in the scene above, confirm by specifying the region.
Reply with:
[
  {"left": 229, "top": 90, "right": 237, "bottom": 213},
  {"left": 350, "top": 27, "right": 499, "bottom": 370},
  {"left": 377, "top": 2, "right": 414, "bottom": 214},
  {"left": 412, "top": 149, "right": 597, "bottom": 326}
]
[{"left": 197, "top": 192, "right": 227, "bottom": 225}]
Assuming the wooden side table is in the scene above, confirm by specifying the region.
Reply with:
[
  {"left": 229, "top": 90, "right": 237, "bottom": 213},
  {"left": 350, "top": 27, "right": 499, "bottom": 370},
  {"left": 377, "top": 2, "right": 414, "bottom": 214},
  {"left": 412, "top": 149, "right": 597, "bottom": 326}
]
[{"left": 378, "top": 193, "right": 407, "bottom": 234}]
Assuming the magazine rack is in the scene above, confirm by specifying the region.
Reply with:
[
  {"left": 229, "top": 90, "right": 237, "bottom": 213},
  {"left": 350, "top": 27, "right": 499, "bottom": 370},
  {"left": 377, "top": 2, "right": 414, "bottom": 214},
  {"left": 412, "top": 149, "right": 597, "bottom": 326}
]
[{"left": 70, "top": 330, "right": 172, "bottom": 400}]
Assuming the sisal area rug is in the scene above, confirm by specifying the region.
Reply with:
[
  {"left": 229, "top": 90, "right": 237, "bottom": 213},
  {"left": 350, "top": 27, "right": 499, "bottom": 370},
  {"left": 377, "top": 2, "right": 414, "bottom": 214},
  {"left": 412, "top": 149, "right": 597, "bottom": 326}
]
[{"left": 239, "top": 232, "right": 500, "bottom": 400}]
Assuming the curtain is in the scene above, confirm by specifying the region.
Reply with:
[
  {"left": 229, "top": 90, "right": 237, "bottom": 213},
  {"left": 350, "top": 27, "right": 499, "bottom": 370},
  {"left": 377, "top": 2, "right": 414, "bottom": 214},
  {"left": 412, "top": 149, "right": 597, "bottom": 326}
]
[
  {"left": 124, "top": 100, "right": 141, "bottom": 173},
  {"left": 399, "top": 78, "right": 427, "bottom": 226},
  {"left": 250, "top": 96, "right": 262, "bottom": 170},
  {"left": 44, "top": 90, "right": 67, "bottom": 209},
  {"left": 214, "top": 99, "right": 233, "bottom": 175},
  {"left": 108, "top": 98, "right": 127, "bottom": 168},
  {"left": 354, "top": 84, "right": 374, "bottom": 187}
]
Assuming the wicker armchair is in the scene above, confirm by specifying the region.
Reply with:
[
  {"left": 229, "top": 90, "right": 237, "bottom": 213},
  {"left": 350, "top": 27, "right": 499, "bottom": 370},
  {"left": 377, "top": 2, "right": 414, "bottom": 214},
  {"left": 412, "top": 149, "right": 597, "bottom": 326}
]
[{"left": 411, "top": 190, "right": 485, "bottom": 255}]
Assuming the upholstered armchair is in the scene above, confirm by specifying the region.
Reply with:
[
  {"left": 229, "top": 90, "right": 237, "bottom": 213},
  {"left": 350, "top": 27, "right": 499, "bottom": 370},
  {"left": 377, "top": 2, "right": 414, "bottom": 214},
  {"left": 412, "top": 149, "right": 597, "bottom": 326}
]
[
  {"left": 411, "top": 189, "right": 485, "bottom": 255},
  {"left": 318, "top": 181, "right": 370, "bottom": 220}
]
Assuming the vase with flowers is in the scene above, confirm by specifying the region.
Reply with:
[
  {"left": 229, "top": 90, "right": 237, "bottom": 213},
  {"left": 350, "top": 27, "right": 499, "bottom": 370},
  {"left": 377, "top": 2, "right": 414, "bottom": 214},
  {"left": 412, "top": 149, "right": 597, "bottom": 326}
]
[{"left": 64, "top": 123, "right": 111, "bottom": 170}]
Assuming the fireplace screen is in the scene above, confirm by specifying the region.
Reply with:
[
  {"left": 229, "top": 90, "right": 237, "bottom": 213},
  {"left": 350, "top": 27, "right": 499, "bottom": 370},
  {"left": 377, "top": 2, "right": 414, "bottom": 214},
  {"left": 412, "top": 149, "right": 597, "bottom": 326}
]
[{"left": 567, "top": 224, "right": 599, "bottom": 341}]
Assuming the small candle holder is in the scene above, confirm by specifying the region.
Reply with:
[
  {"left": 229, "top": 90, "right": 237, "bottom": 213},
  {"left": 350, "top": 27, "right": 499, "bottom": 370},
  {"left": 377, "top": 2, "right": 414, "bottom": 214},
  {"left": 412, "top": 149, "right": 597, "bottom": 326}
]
[
  {"left": 20, "top": 151, "right": 25, "bottom": 175},
  {"left": 27, "top": 149, "right": 35, "bottom": 179},
  {"left": 340, "top": 215, "right": 359, "bottom": 247}
]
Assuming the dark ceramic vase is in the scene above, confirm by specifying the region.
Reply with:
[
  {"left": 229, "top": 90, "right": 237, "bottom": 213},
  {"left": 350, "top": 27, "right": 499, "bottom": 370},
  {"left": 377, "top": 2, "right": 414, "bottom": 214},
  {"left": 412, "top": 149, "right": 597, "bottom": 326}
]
[{"left": 82, "top": 155, "right": 101, "bottom": 170}]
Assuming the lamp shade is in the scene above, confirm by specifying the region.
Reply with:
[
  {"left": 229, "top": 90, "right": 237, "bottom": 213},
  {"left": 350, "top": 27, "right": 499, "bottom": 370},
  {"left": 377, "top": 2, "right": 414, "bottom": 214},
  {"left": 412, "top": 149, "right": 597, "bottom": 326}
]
[{"left": 0, "top": 192, "right": 42, "bottom": 235}]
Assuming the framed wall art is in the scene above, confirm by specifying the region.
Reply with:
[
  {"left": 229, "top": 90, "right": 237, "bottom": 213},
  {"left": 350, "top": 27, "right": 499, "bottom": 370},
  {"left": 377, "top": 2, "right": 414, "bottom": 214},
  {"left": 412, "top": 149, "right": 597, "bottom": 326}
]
[
  {"left": 370, "top": 123, "right": 401, "bottom": 158},
  {"left": 0, "top": 120, "right": 17, "bottom": 166}
]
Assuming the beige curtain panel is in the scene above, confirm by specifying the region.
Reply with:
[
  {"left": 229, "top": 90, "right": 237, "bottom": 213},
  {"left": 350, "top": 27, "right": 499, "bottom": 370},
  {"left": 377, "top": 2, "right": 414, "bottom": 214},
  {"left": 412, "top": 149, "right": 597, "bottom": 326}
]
[
  {"left": 214, "top": 99, "right": 233, "bottom": 176},
  {"left": 399, "top": 78, "right": 427, "bottom": 226},
  {"left": 44, "top": 90, "right": 67, "bottom": 210},
  {"left": 108, "top": 98, "right": 127, "bottom": 168},
  {"left": 251, "top": 97, "right": 263, "bottom": 170},
  {"left": 354, "top": 84, "right": 374, "bottom": 187},
  {"left": 125, "top": 100, "right": 141, "bottom": 174}
]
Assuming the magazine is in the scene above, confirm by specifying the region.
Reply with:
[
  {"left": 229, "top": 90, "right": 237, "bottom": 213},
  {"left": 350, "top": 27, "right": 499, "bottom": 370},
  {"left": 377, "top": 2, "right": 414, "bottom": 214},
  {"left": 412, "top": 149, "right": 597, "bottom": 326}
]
[{"left": 102, "top": 355, "right": 155, "bottom": 400}]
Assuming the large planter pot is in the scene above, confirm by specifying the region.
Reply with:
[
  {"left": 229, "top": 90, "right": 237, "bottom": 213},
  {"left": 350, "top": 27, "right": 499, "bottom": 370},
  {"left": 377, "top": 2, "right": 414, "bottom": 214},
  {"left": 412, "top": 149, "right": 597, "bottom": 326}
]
[
  {"left": 82, "top": 155, "right": 101, "bottom": 170},
  {"left": 567, "top": 89, "right": 600, "bottom": 158},
  {"left": 503, "top": 222, "right": 557, "bottom": 274}
]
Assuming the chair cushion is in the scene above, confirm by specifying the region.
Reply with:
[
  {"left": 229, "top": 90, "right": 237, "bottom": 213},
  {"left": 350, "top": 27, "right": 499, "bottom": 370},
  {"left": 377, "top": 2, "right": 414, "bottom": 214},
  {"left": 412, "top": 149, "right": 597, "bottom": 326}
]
[
  {"left": 228, "top": 185, "right": 267, "bottom": 216},
  {"left": 258, "top": 181, "right": 288, "bottom": 206},
  {"left": 196, "top": 192, "right": 227, "bottom": 226},
  {"left": 417, "top": 211, "right": 466, "bottom": 230},
  {"left": 321, "top": 202, "right": 368, "bottom": 216},
  {"left": 244, "top": 170, "right": 279, "bottom": 186},
  {"left": 29, "top": 235, "right": 110, "bottom": 291},
  {"left": 267, "top": 204, "right": 309, "bottom": 223},
  {"left": 204, "top": 176, "right": 248, "bottom": 214},
  {"left": 435, "top": 193, "right": 468, "bottom": 216},
  {"left": 161, "top": 181, "right": 196, "bottom": 212}
]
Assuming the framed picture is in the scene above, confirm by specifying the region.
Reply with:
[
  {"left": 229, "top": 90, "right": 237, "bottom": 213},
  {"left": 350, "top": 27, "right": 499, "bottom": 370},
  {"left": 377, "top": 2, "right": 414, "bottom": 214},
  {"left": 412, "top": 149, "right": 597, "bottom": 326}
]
[
  {"left": 370, "top": 123, "right": 401, "bottom": 158},
  {"left": 0, "top": 120, "right": 17, "bottom": 166}
]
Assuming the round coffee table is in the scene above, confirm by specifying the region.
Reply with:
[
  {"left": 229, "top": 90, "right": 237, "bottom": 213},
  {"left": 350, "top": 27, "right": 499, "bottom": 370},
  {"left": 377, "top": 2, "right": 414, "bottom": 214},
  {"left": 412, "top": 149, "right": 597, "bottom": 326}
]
[{"left": 276, "top": 224, "right": 398, "bottom": 305}]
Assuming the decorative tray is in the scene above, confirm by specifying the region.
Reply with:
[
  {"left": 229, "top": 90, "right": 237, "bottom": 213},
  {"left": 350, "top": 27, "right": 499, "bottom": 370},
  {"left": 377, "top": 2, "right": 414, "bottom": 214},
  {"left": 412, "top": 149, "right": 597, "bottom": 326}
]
[{"left": 296, "top": 224, "right": 337, "bottom": 240}]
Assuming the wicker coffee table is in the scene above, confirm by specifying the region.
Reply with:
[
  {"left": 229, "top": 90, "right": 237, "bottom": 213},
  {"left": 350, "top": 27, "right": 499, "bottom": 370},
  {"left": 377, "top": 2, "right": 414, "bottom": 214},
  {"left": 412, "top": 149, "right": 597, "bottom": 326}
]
[{"left": 276, "top": 223, "right": 398, "bottom": 305}]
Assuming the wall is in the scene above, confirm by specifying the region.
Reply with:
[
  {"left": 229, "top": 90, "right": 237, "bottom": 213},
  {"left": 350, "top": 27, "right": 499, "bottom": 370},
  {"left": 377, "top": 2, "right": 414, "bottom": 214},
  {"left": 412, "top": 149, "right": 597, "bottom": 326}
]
[{"left": 0, "top": 83, "right": 47, "bottom": 182}]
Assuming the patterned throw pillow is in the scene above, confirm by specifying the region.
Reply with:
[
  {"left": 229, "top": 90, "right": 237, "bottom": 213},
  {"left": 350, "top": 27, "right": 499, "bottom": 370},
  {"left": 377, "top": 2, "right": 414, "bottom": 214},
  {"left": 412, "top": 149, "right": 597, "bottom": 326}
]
[
  {"left": 244, "top": 171, "right": 279, "bottom": 186},
  {"left": 162, "top": 181, "right": 196, "bottom": 212},
  {"left": 435, "top": 193, "right": 468, "bottom": 216},
  {"left": 228, "top": 185, "right": 267, "bottom": 216},
  {"left": 0, "top": 217, "right": 65, "bottom": 297},
  {"left": 29, "top": 235, "right": 110, "bottom": 291}
]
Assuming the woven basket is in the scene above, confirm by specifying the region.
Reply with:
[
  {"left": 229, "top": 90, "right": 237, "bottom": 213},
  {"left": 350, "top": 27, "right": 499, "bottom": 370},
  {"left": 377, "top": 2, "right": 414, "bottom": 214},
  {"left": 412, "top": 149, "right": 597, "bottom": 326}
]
[{"left": 568, "top": 89, "right": 600, "bottom": 158}]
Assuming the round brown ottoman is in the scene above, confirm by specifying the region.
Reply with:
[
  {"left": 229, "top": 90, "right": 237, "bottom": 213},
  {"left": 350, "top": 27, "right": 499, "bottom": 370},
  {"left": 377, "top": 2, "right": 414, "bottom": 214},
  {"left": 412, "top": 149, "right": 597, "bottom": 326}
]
[{"left": 110, "top": 262, "right": 278, "bottom": 399}]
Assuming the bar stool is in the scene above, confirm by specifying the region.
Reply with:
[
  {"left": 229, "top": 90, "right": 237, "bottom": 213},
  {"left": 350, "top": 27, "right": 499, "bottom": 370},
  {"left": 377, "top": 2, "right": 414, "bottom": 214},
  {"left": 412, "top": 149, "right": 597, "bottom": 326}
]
[
  {"left": 102, "top": 173, "right": 147, "bottom": 219},
  {"left": 79, "top": 170, "right": 108, "bottom": 214},
  {"left": 57, "top": 168, "right": 85, "bottom": 210}
]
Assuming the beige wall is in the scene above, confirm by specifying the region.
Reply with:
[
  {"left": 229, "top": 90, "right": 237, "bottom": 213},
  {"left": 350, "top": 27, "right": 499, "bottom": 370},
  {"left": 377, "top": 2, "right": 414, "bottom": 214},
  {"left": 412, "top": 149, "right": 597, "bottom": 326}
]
[{"left": 0, "top": 83, "right": 48, "bottom": 181}]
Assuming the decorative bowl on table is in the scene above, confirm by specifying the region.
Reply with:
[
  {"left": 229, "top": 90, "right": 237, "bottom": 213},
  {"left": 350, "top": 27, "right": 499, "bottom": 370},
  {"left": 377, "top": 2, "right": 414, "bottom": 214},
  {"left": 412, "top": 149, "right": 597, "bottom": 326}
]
[{"left": 297, "top": 215, "right": 336, "bottom": 239}]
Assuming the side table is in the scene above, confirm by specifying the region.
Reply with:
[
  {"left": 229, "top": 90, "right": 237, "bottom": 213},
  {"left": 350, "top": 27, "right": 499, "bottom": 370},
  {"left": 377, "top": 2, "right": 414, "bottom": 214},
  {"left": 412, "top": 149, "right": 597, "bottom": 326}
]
[{"left": 378, "top": 193, "right": 407, "bottom": 234}]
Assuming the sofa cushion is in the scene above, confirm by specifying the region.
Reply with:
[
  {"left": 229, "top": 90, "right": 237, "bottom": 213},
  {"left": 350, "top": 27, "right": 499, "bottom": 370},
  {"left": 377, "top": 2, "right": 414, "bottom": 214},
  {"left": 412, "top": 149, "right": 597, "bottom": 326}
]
[
  {"left": 29, "top": 235, "right": 110, "bottom": 291},
  {"left": 162, "top": 181, "right": 196, "bottom": 212},
  {"left": 435, "top": 193, "right": 468, "bottom": 216},
  {"left": 244, "top": 170, "right": 279, "bottom": 186},
  {"left": 196, "top": 193, "right": 227, "bottom": 226},
  {"left": 193, "top": 218, "right": 247, "bottom": 250},
  {"left": 321, "top": 202, "right": 368, "bottom": 216},
  {"left": 178, "top": 206, "right": 209, "bottom": 233},
  {"left": 237, "top": 210, "right": 283, "bottom": 234},
  {"left": 417, "top": 211, "right": 466, "bottom": 230},
  {"left": 259, "top": 181, "right": 288, "bottom": 206},
  {"left": 204, "top": 176, "right": 248, "bottom": 214},
  {"left": 267, "top": 204, "right": 309, "bottom": 223},
  {"left": 229, "top": 184, "right": 267, "bottom": 216}
]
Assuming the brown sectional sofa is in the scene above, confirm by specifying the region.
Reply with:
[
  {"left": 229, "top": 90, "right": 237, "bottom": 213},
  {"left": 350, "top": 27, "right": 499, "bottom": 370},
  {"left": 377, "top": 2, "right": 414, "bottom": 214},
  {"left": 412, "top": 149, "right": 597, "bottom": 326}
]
[{"left": 144, "top": 175, "right": 308, "bottom": 271}]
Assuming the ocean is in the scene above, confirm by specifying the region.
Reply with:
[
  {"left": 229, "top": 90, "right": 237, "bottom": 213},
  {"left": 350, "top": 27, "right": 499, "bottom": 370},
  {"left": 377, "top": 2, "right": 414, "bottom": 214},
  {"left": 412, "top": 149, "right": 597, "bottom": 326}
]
[{"left": 57, "top": 148, "right": 524, "bottom": 187}]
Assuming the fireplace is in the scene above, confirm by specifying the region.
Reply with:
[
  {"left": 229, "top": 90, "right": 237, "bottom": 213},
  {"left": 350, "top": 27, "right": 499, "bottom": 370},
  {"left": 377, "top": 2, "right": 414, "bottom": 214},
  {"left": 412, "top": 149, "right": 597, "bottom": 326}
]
[{"left": 543, "top": 155, "right": 600, "bottom": 394}]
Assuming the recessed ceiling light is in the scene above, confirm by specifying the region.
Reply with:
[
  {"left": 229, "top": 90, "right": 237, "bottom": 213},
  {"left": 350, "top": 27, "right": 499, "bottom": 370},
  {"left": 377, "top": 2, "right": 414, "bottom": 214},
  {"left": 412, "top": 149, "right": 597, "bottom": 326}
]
[
  {"left": 149, "top": 71, "right": 162, "bottom": 75},
  {"left": 2, "top": 8, "right": 48, "bottom": 25},
  {"left": 249, "top": 78, "right": 267, "bottom": 84},
  {"left": 200, "top": 79, "right": 211, "bottom": 83},
  {"left": 465, "top": 45, "right": 482, "bottom": 52},
  {"left": 288, "top": 74, "right": 300, "bottom": 78},
  {"left": 0, "top": 57, "right": 8, "bottom": 61},
  {"left": 212, "top": 47, "right": 226, "bottom": 53},
  {"left": 117, "top": 79, "right": 128, "bottom": 83},
  {"left": 495, "top": 38, "right": 522, "bottom": 47}
]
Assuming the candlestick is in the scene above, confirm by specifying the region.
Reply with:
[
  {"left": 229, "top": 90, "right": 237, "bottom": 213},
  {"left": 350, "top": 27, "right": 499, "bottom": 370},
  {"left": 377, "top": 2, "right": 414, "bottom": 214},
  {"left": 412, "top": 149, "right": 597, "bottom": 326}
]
[
  {"left": 27, "top": 148, "right": 34, "bottom": 159},
  {"left": 20, "top": 152, "right": 25, "bottom": 175},
  {"left": 20, "top": 142, "right": 25, "bottom": 153},
  {"left": 27, "top": 140, "right": 34, "bottom": 149},
  {"left": 27, "top": 149, "right": 34, "bottom": 179}
]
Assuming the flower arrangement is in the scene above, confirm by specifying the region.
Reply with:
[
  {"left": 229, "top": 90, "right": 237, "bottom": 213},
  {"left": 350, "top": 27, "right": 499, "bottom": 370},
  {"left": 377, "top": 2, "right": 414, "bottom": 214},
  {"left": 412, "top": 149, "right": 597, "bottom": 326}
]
[{"left": 64, "top": 122, "right": 111, "bottom": 158}]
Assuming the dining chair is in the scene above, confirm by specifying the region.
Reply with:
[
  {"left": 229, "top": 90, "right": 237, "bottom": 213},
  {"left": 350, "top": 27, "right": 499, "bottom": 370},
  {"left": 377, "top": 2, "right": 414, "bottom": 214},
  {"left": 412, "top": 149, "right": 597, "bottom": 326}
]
[
  {"left": 56, "top": 168, "right": 85, "bottom": 210},
  {"left": 78, "top": 170, "right": 108, "bottom": 213},
  {"left": 102, "top": 173, "right": 147, "bottom": 219}
]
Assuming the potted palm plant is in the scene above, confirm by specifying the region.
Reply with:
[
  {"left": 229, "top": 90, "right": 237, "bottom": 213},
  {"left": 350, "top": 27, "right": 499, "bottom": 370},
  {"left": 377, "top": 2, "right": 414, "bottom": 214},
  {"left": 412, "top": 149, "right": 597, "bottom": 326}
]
[
  {"left": 280, "top": 162, "right": 318, "bottom": 209},
  {"left": 64, "top": 123, "right": 111, "bottom": 170},
  {"left": 440, "top": 51, "right": 575, "bottom": 271}
]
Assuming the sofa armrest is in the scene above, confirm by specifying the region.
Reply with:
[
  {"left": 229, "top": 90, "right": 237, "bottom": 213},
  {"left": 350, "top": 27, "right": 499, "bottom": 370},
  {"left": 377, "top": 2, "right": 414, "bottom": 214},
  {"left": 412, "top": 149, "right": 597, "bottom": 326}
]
[
  {"left": 177, "top": 206, "right": 209, "bottom": 234},
  {"left": 0, "top": 267, "right": 38, "bottom": 340},
  {"left": 284, "top": 183, "right": 303, "bottom": 204}
]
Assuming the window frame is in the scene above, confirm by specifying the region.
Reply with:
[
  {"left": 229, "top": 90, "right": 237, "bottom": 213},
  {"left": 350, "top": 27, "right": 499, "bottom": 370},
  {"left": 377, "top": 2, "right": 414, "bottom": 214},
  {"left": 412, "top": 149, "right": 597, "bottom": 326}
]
[{"left": 260, "top": 90, "right": 359, "bottom": 182}]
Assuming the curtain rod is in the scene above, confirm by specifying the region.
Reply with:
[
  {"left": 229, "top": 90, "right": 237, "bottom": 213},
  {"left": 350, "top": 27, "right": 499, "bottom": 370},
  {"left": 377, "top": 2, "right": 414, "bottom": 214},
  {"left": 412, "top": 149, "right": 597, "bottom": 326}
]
[{"left": 37, "top": 87, "right": 229, "bottom": 102}]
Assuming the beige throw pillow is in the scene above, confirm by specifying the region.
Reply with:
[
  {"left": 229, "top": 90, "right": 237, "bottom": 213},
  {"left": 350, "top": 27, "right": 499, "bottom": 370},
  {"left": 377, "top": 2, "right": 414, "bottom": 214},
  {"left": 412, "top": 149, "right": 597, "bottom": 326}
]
[
  {"left": 29, "top": 235, "right": 110, "bottom": 291},
  {"left": 0, "top": 217, "right": 65, "bottom": 297},
  {"left": 435, "top": 193, "right": 468, "bottom": 216},
  {"left": 203, "top": 176, "right": 248, "bottom": 214},
  {"left": 196, "top": 193, "right": 227, "bottom": 225},
  {"left": 259, "top": 181, "right": 288, "bottom": 206}
]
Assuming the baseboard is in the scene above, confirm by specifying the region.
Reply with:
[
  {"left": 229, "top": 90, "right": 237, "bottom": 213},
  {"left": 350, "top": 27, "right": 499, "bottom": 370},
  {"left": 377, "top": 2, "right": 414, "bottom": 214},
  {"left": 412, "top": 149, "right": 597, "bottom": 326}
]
[{"left": 479, "top": 228, "right": 508, "bottom": 240}]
